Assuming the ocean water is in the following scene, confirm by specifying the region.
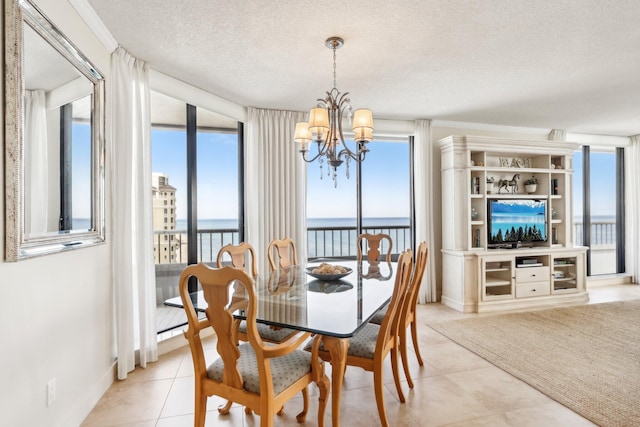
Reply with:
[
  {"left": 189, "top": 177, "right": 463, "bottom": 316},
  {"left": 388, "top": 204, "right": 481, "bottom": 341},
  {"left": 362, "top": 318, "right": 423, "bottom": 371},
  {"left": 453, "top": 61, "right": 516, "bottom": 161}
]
[{"left": 173, "top": 217, "right": 410, "bottom": 230}]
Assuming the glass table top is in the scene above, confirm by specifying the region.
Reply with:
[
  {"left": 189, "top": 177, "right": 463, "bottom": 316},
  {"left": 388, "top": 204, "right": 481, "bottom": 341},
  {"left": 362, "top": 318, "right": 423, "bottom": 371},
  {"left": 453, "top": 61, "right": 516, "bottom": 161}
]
[{"left": 164, "top": 260, "right": 396, "bottom": 338}]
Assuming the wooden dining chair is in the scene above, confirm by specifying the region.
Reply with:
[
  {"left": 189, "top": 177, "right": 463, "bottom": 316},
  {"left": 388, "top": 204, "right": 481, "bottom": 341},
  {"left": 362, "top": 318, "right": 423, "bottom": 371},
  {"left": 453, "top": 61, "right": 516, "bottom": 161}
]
[
  {"left": 216, "top": 242, "right": 258, "bottom": 278},
  {"left": 305, "top": 250, "right": 414, "bottom": 427},
  {"left": 179, "top": 263, "right": 330, "bottom": 427},
  {"left": 217, "top": 243, "right": 298, "bottom": 344},
  {"left": 267, "top": 237, "right": 298, "bottom": 271},
  {"left": 357, "top": 233, "right": 393, "bottom": 263},
  {"left": 370, "top": 243, "right": 428, "bottom": 383},
  {"left": 396, "top": 241, "right": 428, "bottom": 387}
]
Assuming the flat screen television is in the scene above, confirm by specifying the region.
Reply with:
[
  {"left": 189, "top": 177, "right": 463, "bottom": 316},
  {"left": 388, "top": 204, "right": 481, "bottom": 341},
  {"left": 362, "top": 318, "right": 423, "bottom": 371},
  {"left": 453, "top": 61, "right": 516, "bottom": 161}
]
[{"left": 488, "top": 199, "right": 547, "bottom": 247}]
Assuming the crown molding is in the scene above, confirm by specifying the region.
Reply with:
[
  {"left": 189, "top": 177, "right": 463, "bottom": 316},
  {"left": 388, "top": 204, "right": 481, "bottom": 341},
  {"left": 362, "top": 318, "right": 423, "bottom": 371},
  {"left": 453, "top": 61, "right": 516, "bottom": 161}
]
[
  {"left": 432, "top": 119, "right": 549, "bottom": 135},
  {"left": 69, "top": 0, "right": 117, "bottom": 53}
]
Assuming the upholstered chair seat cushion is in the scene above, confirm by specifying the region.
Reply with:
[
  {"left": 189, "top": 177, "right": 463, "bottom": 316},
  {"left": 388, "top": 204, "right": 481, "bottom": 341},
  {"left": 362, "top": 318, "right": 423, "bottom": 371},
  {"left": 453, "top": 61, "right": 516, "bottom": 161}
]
[
  {"left": 304, "top": 323, "right": 381, "bottom": 360},
  {"left": 369, "top": 304, "right": 388, "bottom": 325},
  {"left": 237, "top": 320, "right": 298, "bottom": 342},
  {"left": 208, "top": 343, "right": 313, "bottom": 395}
]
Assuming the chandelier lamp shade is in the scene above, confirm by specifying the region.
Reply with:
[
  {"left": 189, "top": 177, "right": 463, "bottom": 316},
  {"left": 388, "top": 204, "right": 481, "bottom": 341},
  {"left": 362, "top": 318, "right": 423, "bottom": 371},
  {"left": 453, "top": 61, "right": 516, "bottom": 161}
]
[{"left": 294, "top": 36, "right": 374, "bottom": 186}]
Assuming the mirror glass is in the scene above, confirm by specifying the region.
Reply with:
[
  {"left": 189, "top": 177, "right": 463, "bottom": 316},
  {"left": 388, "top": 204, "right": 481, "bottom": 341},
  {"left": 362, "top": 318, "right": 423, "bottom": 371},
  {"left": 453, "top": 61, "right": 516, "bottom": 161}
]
[{"left": 5, "top": 0, "right": 105, "bottom": 260}]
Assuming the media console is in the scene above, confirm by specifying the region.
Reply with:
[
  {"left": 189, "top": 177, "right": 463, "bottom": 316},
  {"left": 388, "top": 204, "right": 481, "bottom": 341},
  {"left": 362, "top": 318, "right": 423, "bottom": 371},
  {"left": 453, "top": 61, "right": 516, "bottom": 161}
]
[{"left": 440, "top": 136, "right": 588, "bottom": 313}]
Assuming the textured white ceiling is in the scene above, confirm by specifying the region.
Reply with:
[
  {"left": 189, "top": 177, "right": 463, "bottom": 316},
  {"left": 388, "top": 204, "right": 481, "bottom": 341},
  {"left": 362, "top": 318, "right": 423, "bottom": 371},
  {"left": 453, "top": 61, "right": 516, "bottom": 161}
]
[{"left": 87, "top": 0, "right": 640, "bottom": 136}]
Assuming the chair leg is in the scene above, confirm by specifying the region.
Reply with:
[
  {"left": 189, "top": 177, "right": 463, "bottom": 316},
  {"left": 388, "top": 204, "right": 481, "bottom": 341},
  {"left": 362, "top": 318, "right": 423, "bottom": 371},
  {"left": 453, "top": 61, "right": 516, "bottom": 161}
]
[
  {"left": 410, "top": 319, "right": 424, "bottom": 366},
  {"left": 259, "top": 407, "right": 275, "bottom": 427},
  {"left": 295, "top": 387, "right": 308, "bottom": 422},
  {"left": 373, "top": 367, "right": 390, "bottom": 427},
  {"left": 399, "top": 326, "right": 414, "bottom": 389},
  {"left": 390, "top": 343, "right": 406, "bottom": 402},
  {"left": 316, "top": 373, "right": 330, "bottom": 427},
  {"left": 217, "top": 400, "right": 233, "bottom": 415},
  {"left": 196, "top": 390, "right": 208, "bottom": 425}
]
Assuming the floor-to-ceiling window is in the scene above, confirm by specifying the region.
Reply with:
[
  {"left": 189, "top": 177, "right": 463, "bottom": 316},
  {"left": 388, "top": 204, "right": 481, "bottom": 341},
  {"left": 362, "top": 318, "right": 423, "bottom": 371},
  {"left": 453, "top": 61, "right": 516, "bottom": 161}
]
[
  {"left": 573, "top": 147, "right": 625, "bottom": 276},
  {"left": 306, "top": 136, "right": 412, "bottom": 260},
  {"left": 151, "top": 91, "right": 243, "bottom": 335}
]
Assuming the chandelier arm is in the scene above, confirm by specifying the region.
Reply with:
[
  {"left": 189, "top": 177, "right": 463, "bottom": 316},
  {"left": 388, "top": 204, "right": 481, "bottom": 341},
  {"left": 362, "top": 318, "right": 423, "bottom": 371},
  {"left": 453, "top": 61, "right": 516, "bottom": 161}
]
[
  {"left": 338, "top": 147, "right": 362, "bottom": 162},
  {"left": 301, "top": 139, "right": 331, "bottom": 163}
]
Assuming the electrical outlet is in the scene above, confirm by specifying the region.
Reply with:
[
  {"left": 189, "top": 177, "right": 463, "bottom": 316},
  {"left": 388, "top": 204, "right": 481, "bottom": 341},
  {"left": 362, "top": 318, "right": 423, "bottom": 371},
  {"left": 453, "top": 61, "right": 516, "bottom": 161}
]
[{"left": 47, "top": 378, "right": 56, "bottom": 407}]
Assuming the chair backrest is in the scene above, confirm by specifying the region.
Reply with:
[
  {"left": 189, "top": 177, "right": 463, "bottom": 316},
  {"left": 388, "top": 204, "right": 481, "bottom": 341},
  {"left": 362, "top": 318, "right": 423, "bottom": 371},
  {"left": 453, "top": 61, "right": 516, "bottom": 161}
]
[
  {"left": 357, "top": 233, "right": 393, "bottom": 263},
  {"left": 400, "top": 242, "right": 428, "bottom": 323},
  {"left": 216, "top": 242, "right": 258, "bottom": 278},
  {"left": 267, "top": 237, "right": 298, "bottom": 271},
  {"left": 377, "top": 249, "right": 413, "bottom": 350},
  {"left": 179, "top": 263, "right": 256, "bottom": 391}
]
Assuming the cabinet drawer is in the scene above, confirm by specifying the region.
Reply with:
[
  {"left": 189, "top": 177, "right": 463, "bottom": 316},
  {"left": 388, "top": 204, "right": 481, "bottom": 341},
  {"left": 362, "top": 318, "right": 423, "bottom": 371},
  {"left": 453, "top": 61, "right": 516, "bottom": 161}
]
[
  {"left": 515, "top": 266, "right": 549, "bottom": 283},
  {"left": 516, "top": 282, "right": 551, "bottom": 298}
]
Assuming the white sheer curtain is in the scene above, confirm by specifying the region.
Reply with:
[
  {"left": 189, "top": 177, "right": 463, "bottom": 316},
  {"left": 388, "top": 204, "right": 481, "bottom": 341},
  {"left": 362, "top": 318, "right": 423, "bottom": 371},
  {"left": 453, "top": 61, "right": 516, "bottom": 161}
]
[
  {"left": 548, "top": 129, "right": 566, "bottom": 141},
  {"left": 627, "top": 135, "right": 640, "bottom": 284},
  {"left": 245, "top": 108, "right": 307, "bottom": 273},
  {"left": 110, "top": 47, "right": 157, "bottom": 379},
  {"left": 24, "top": 90, "right": 48, "bottom": 234},
  {"left": 414, "top": 119, "right": 437, "bottom": 302}
]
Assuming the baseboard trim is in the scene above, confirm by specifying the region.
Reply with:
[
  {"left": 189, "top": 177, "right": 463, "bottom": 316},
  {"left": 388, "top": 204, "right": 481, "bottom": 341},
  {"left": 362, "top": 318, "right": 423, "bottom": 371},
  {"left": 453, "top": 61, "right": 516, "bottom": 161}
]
[{"left": 65, "top": 360, "right": 117, "bottom": 426}]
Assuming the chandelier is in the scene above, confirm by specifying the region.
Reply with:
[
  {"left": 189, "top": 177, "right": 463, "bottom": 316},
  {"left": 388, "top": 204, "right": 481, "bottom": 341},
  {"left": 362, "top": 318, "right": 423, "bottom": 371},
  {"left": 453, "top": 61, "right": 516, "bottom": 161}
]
[{"left": 294, "top": 36, "right": 374, "bottom": 187}]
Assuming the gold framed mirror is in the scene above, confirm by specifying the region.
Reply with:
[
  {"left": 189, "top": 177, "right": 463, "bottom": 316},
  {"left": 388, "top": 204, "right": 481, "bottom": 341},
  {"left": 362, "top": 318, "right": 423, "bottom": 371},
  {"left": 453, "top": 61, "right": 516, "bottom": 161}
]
[{"left": 4, "top": 0, "right": 105, "bottom": 260}]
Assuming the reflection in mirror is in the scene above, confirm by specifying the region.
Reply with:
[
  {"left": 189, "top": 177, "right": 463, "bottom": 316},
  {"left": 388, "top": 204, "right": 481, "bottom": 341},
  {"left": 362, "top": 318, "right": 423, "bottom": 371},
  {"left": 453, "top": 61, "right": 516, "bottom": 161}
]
[
  {"left": 23, "top": 23, "right": 93, "bottom": 237},
  {"left": 4, "top": 0, "right": 105, "bottom": 260}
]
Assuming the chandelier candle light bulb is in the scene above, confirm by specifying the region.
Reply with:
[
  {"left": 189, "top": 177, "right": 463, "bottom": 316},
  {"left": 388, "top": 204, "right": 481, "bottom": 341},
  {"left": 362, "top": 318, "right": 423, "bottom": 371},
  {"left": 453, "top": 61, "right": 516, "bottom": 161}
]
[{"left": 294, "top": 36, "right": 374, "bottom": 187}]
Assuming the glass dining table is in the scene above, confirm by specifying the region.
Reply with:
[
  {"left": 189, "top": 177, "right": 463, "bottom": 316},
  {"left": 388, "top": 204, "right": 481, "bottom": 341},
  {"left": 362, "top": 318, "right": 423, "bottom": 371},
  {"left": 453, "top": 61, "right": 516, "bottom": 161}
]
[{"left": 164, "top": 259, "right": 396, "bottom": 426}]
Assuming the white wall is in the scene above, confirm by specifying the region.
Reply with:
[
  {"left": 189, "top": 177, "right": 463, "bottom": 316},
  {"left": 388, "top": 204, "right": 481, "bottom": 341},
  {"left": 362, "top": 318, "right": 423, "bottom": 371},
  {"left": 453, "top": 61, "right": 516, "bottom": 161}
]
[{"left": 0, "top": 1, "right": 114, "bottom": 426}]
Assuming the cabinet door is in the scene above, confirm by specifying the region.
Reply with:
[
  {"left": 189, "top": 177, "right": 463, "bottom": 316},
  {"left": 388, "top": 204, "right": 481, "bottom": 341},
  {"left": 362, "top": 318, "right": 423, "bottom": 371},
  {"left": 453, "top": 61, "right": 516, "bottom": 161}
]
[
  {"left": 482, "top": 258, "right": 514, "bottom": 301},
  {"left": 552, "top": 255, "right": 580, "bottom": 293}
]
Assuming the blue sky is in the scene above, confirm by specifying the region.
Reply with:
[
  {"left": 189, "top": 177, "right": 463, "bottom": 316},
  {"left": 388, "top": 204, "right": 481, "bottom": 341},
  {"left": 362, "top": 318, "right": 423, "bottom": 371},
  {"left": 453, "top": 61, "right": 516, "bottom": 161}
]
[
  {"left": 152, "top": 129, "right": 411, "bottom": 220},
  {"left": 71, "top": 123, "right": 92, "bottom": 218},
  {"left": 573, "top": 151, "right": 617, "bottom": 218},
  {"left": 305, "top": 139, "right": 410, "bottom": 219}
]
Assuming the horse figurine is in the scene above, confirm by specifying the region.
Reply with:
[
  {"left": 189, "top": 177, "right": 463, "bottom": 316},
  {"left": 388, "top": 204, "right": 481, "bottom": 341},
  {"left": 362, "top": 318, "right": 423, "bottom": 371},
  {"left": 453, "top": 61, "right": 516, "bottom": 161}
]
[{"left": 498, "top": 174, "right": 520, "bottom": 193}]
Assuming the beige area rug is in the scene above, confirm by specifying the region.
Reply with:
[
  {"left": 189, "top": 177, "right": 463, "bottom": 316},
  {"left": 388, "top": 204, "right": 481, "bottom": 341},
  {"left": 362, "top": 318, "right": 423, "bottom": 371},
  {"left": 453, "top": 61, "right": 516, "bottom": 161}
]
[{"left": 429, "top": 300, "right": 640, "bottom": 427}]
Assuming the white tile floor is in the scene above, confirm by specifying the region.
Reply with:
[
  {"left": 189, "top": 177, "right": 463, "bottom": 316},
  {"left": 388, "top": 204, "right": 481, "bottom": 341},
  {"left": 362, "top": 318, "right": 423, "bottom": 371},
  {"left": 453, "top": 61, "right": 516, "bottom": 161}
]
[{"left": 82, "top": 283, "right": 640, "bottom": 426}]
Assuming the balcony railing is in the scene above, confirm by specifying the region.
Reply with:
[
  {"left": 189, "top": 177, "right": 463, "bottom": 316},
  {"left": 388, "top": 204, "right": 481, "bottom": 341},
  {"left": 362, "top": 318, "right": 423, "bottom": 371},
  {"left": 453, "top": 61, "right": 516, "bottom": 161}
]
[
  {"left": 153, "top": 224, "right": 412, "bottom": 265},
  {"left": 153, "top": 228, "right": 240, "bottom": 264},
  {"left": 307, "top": 225, "right": 411, "bottom": 259},
  {"left": 574, "top": 221, "right": 616, "bottom": 247}
]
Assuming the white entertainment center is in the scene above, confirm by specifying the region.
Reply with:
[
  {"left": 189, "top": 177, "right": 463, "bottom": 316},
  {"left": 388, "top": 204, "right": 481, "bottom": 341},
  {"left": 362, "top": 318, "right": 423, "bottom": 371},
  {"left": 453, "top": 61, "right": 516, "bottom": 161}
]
[{"left": 440, "top": 135, "right": 588, "bottom": 313}]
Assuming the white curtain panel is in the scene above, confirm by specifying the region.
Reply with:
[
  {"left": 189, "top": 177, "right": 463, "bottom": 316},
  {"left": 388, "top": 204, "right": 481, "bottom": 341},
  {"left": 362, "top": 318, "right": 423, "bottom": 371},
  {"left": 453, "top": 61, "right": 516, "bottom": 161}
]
[
  {"left": 414, "top": 119, "right": 438, "bottom": 302},
  {"left": 627, "top": 135, "right": 640, "bottom": 284},
  {"left": 110, "top": 47, "right": 157, "bottom": 379},
  {"left": 245, "top": 108, "right": 307, "bottom": 273},
  {"left": 23, "top": 90, "right": 48, "bottom": 234},
  {"left": 548, "top": 129, "right": 567, "bottom": 141}
]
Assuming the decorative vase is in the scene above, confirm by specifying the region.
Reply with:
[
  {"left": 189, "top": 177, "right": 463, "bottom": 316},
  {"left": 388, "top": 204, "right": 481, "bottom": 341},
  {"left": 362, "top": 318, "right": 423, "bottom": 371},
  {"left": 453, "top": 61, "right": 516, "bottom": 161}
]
[{"left": 524, "top": 184, "right": 537, "bottom": 194}]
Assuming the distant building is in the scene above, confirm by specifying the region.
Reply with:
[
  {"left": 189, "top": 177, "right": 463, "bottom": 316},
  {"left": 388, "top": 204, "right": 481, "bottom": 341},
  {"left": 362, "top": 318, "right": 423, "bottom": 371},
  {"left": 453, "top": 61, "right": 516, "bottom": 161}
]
[{"left": 152, "top": 173, "right": 181, "bottom": 264}]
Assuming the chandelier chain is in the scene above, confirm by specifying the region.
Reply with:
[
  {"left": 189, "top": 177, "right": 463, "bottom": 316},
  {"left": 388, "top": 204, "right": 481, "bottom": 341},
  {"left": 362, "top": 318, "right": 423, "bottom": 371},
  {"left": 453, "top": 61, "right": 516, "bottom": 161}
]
[{"left": 332, "top": 45, "right": 337, "bottom": 89}]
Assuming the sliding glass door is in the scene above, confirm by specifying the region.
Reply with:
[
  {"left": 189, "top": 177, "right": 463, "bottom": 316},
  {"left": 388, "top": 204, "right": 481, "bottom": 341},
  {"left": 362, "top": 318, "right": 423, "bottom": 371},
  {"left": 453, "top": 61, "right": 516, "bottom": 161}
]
[
  {"left": 306, "top": 137, "right": 412, "bottom": 260},
  {"left": 151, "top": 91, "right": 243, "bottom": 335},
  {"left": 573, "top": 147, "right": 625, "bottom": 276}
]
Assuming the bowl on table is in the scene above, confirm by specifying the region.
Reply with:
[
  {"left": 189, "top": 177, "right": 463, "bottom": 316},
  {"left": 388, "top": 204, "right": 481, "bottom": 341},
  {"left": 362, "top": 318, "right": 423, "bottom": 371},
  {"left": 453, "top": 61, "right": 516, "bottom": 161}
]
[{"left": 305, "top": 264, "right": 352, "bottom": 281}]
